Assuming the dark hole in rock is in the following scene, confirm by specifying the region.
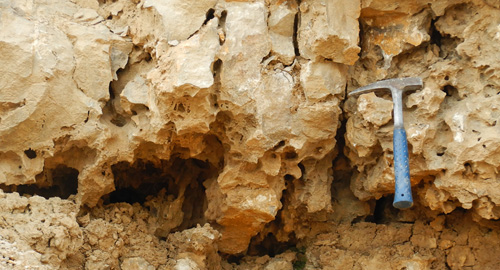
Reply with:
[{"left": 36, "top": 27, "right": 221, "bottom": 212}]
[
  {"left": 272, "top": 140, "right": 286, "bottom": 151},
  {"left": 203, "top": 8, "right": 215, "bottom": 25},
  {"left": 24, "top": 149, "right": 37, "bottom": 159},
  {"left": 110, "top": 115, "right": 128, "bottom": 127},
  {"left": 105, "top": 157, "right": 218, "bottom": 236},
  {"left": 293, "top": 12, "right": 300, "bottom": 56},
  {"left": 429, "top": 18, "right": 443, "bottom": 47},
  {"left": 298, "top": 162, "right": 305, "bottom": 177},
  {"left": 442, "top": 85, "right": 458, "bottom": 97},
  {"left": 436, "top": 147, "right": 446, "bottom": 156},
  {"left": 284, "top": 174, "right": 294, "bottom": 181},
  {"left": 220, "top": 10, "right": 227, "bottom": 26},
  {"left": 365, "top": 196, "right": 397, "bottom": 224},
  {"left": 284, "top": 151, "right": 298, "bottom": 160},
  {"left": 247, "top": 232, "right": 298, "bottom": 257},
  {"left": 212, "top": 59, "right": 223, "bottom": 76},
  {"left": 224, "top": 254, "right": 243, "bottom": 265},
  {"left": 176, "top": 103, "right": 185, "bottom": 112},
  {"left": 0, "top": 165, "right": 78, "bottom": 199}
]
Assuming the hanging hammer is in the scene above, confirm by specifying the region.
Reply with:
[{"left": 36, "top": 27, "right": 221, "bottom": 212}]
[{"left": 348, "top": 77, "right": 423, "bottom": 209}]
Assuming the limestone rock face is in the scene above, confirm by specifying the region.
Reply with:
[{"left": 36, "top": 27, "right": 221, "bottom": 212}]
[
  {"left": 298, "top": 0, "right": 361, "bottom": 64},
  {"left": 346, "top": 1, "right": 500, "bottom": 219},
  {"left": 0, "top": 0, "right": 345, "bottom": 256},
  {"left": 1, "top": 0, "right": 500, "bottom": 268}
]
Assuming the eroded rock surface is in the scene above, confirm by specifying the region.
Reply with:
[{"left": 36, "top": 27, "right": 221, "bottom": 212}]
[
  {"left": 1, "top": 0, "right": 500, "bottom": 268},
  {"left": 346, "top": 0, "right": 500, "bottom": 220}
]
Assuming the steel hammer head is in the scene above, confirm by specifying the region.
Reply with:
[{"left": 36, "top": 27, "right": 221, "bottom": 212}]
[{"left": 348, "top": 77, "right": 423, "bottom": 98}]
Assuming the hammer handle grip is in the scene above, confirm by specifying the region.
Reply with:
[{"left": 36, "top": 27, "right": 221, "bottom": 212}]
[{"left": 392, "top": 128, "right": 413, "bottom": 209}]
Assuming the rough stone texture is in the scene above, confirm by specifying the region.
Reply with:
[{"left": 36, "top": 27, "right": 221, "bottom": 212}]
[
  {"left": 298, "top": 0, "right": 361, "bottom": 64},
  {"left": 346, "top": 0, "right": 500, "bottom": 220},
  {"left": 0, "top": 190, "right": 82, "bottom": 268},
  {"left": 304, "top": 209, "right": 500, "bottom": 270},
  {"left": 1, "top": 0, "right": 500, "bottom": 269}
]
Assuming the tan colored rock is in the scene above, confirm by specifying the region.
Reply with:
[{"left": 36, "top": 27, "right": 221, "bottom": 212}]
[
  {"left": 268, "top": 0, "right": 298, "bottom": 65},
  {"left": 347, "top": 1, "right": 500, "bottom": 220},
  {"left": 300, "top": 60, "right": 347, "bottom": 102},
  {"left": 205, "top": 162, "right": 283, "bottom": 254},
  {"left": 121, "top": 257, "right": 155, "bottom": 270},
  {"left": 0, "top": 0, "right": 103, "bottom": 185},
  {"left": 168, "top": 224, "right": 221, "bottom": 270},
  {"left": 4, "top": 0, "right": 500, "bottom": 268},
  {"left": 345, "top": 115, "right": 378, "bottom": 158},
  {"left": 356, "top": 93, "right": 393, "bottom": 127},
  {"left": 298, "top": 0, "right": 361, "bottom": 64},
  {"left": 0, "top": 191, "right": 82, "bottom": 268},
  {"left": 142, "top": 0, "right": 217, "bottom": 42},
  {"left": 357, "top": 1, "right": 432, "bottom": 71},
  {"left": 406, "top": 87, "right": 446, "bottom": 117},
  {"left": 218, "top": 0, "right": 271, "bottom": 107},
  {"left": 0, "top": 236, "right": 50, "bottom": 270},
  {"left": 149, "top": 18, "right": 220, "bottom": 97}
]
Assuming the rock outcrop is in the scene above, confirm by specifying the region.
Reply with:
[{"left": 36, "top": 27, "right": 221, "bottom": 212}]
[
  {"left": 1, "top": 0, "right": 500, "bottom": 268},
  {"left": 346, "top": 0, "right": 500, "bottom": 220}
]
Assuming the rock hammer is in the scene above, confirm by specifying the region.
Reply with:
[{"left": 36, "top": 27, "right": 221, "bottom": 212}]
[{"left": 348, "top": 78, "right": 423, "bottom": 209}]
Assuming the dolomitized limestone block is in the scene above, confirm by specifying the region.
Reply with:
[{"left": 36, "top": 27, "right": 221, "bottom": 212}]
[
  {"left": 142, "top": 0, "right": 217, "bottom": 42},
  {"left": 356, "top": 92, "right": 393, "bottom": 127},
  {"left": 298, "top": 0, "right": 361, "bottom": 64},
  {"left": 268, "top": 0, "right": 298, "bottom": 65},
  {"left": 300, "top": 60, "right": 347, "bottom": 102}
]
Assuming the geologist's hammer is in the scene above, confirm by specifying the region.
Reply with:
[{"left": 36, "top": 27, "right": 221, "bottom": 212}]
[{"left": 348, "top": 77, "right": 423, "bottom": 209}]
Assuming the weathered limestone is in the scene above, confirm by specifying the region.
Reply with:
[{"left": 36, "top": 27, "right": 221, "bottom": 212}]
[
  {"left": 0, "top": 190, "right": 82, "bottom": 268},
  {"left": 298, "top": 0, "right": 361, "bottom": 64},
  {"left": 2, "top": 0, "right": 348, "bottom": 256},
  {"left": 347, "top": 1, "right": 500, "bottom": 219},
  {"left": 300, "top": 60, "right": 347, "bottom": 102},
  {"left": 2, "top": 0, "right": 500, "bottom": 268},
  {"left": 268, "top": 0, "right": 298, "bottom": 65},
  {"left": 142, "top": 0, "right": 217, "bottom": 42}
]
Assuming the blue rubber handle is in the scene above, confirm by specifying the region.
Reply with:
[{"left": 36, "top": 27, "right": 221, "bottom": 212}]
[{"left": 392, "top": 128, "right": 413, "bottom": 209}]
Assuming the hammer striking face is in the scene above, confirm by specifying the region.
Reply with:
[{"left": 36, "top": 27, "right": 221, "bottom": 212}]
[{"left": 348, "top": 77, "right": 423, "bottom": 209}]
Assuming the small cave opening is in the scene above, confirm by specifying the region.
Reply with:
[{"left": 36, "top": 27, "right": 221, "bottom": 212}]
[
  {"left": 24, "top": 148, "right": 37, "bottom": 159},
  {"left": 364, "top": 196, "right": 405, "bottom": 224},
  {"left": 441, "top": 84, "right": 463, "bottom": 103},
  {"left": 0, "top": 165, "right": 79, "bottom": 199},
  {"left": 283, "top": 150, "right": 298, "bottom": 160},
  {"left": 429, "top": 18, "right": 443, "bottom": 48},
  {"left": 104, "top": 157, "right": 218, "bottom": 234},
  {"left": 247, "top": 232, "right": 298, "bottom": 258},
  {"left": 436, "top": 147, "right": 447, "bottom": 157},
  {"left": 203, "top": 8, "right": 215, "bottom": 25},
  {"left": 442, "top": 85, "right": 457, "bottom": 97}
]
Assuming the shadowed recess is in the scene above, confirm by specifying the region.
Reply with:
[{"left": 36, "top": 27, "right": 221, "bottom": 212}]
[
  {"left": 0, "top": 165, "right": 79, "bottom": 199},
  {"left": 105, "top": 157, "right": 219, "bottom": 235}
]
